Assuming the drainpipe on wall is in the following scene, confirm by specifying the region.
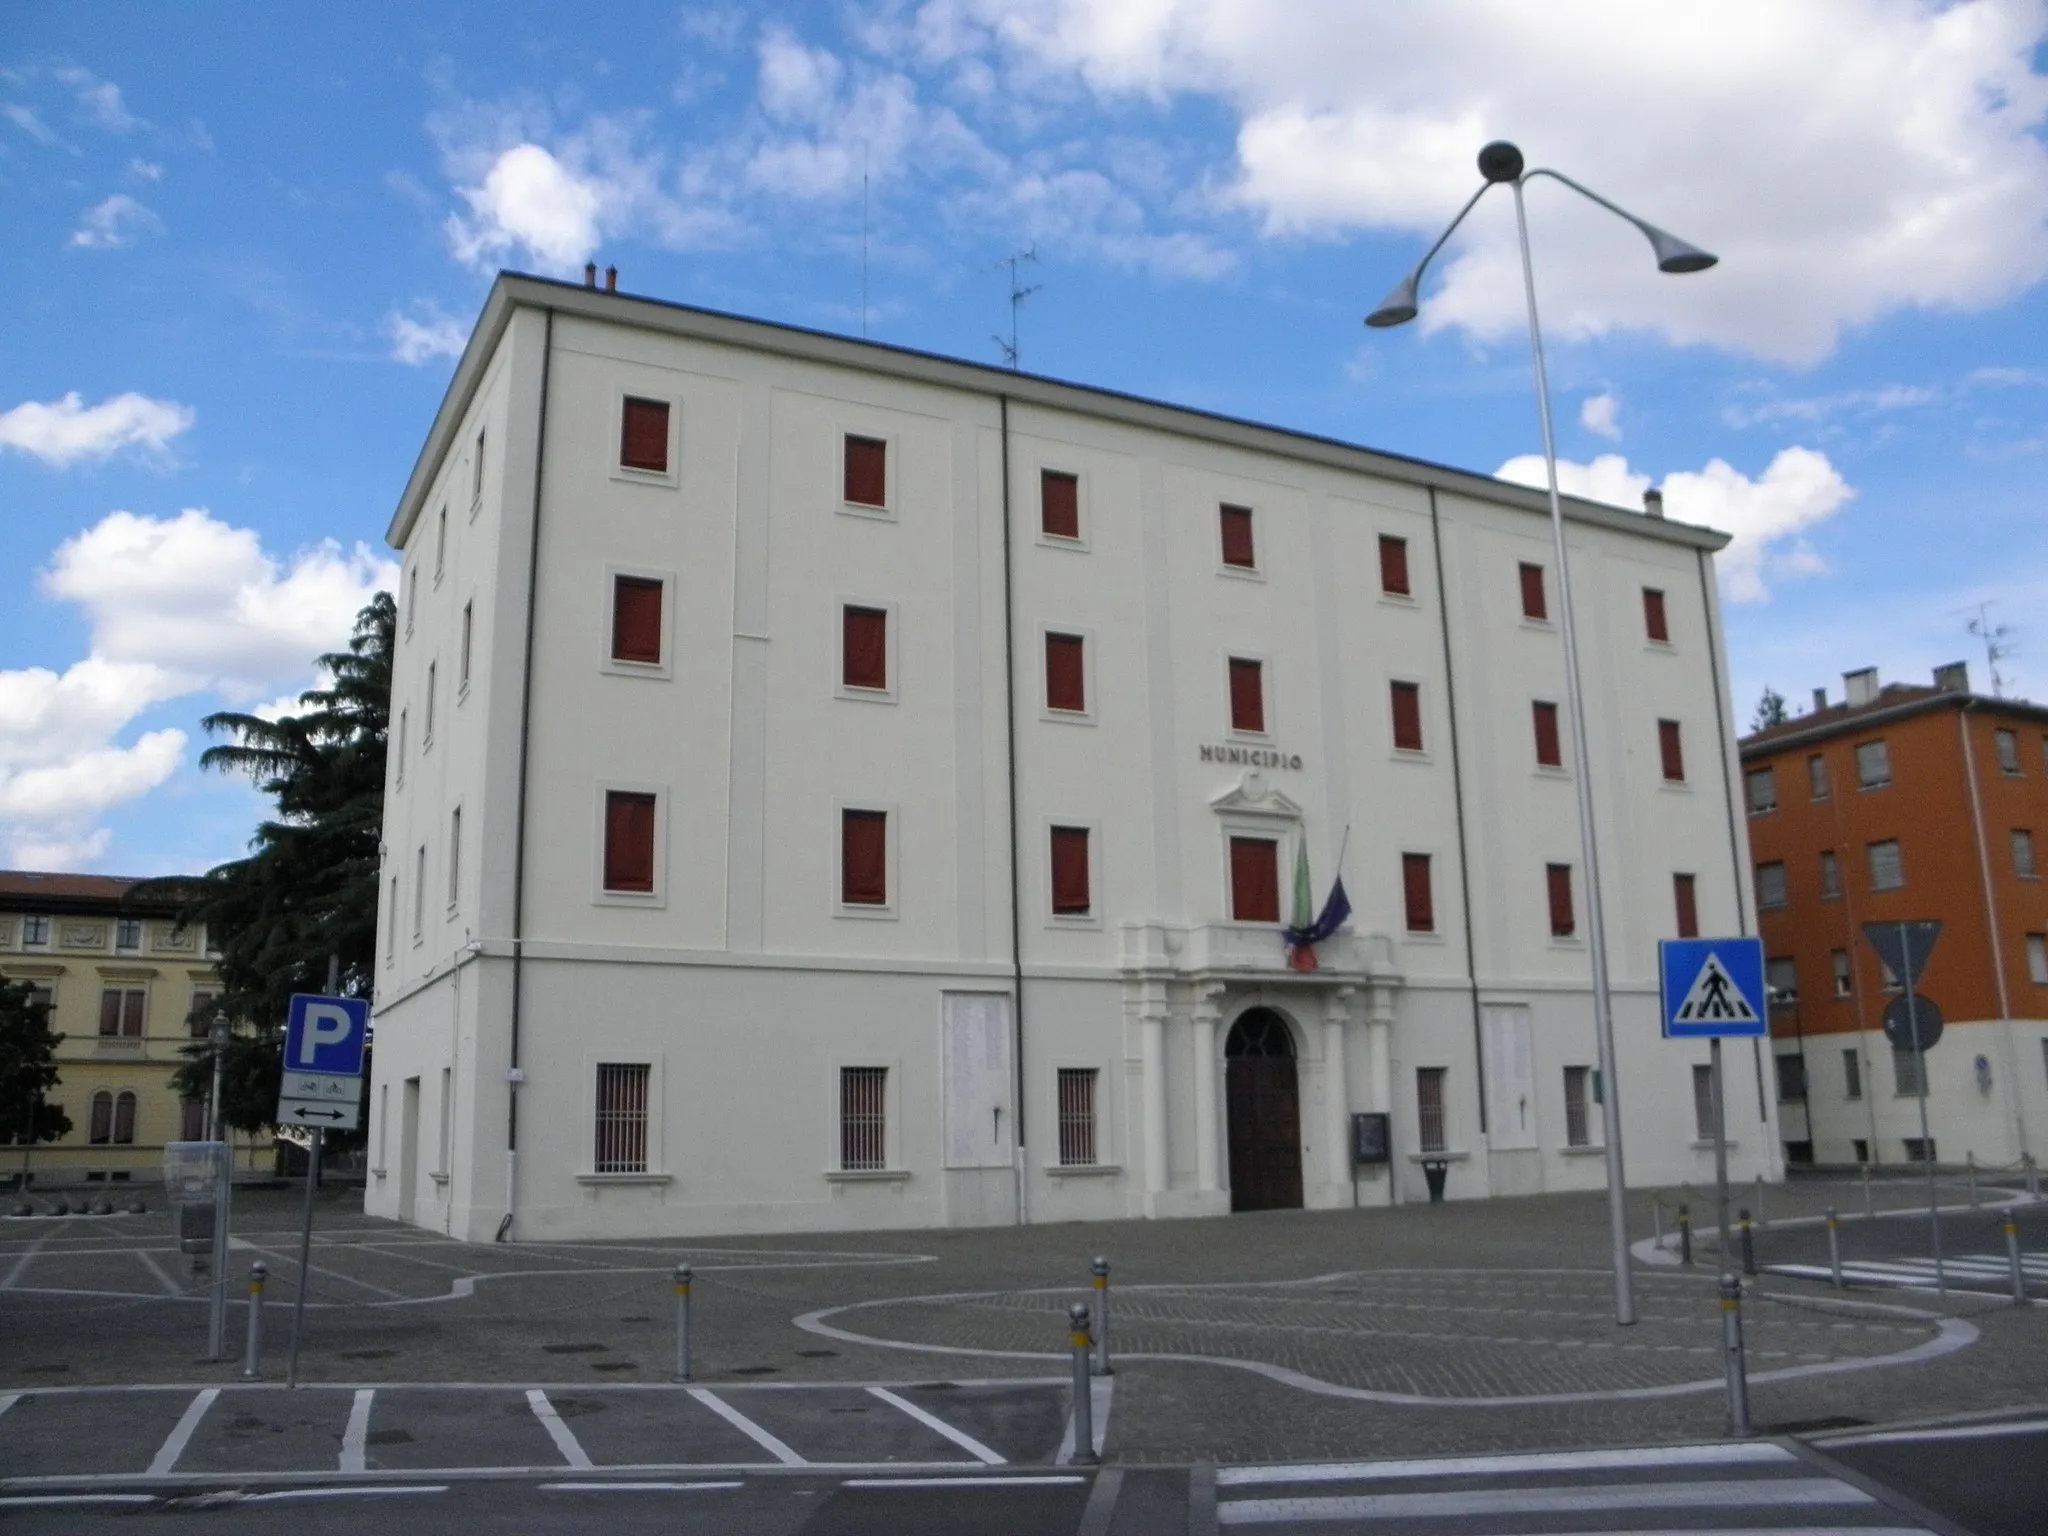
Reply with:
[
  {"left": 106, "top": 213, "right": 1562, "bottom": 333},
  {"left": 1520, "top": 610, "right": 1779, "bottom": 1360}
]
[
  {"left": 998, "top": 394, "right": 1029, "bottom": 1225},
  {"left": 1429, "top": 491, "right": 1486, "bottom": 1156},
  {"left": 1957, "top": 702, "right": 2029, "bottom": 1163}
]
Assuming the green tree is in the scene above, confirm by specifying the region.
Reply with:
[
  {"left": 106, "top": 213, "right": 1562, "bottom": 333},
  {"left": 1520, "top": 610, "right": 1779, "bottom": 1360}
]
[
  {"left": 130, "top": 592, "right": 392, "bottom": 1135},
  {"left": 1750, "top": 686, "right": 1789, "bottom": 733},
  {"left": 1, "top": 977, "right": 71, "bottom": 1148}
]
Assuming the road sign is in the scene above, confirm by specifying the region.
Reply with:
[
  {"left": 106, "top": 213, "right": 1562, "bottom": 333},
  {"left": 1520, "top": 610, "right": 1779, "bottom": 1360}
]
[
  {"left": 281, "top": 1071, "right": 360, "bottom": 1103},
  {"left": 1659, "top": 936, "right": 1767, "bottom": 1038},
  {"left": 1862, "top": 920, "right": 1942, "bottom": 991},
  {"left": 284, "top": 994, "right": 369, "bottom": 1077},
  {"left": 1883, "top": 993, "right": 1945, "bottom": 1053},
  {"left": 276, "top": 1097, "right": 362, "bottom": 1132}
]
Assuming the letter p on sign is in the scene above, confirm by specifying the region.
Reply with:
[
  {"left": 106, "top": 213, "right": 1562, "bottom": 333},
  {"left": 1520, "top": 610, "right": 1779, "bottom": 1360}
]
[{"left": 285, "top": 994, "right": 369, "bottom": 1076}]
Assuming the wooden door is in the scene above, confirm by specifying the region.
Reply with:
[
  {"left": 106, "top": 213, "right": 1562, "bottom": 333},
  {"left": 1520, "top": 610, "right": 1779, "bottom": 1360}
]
[{"left": 1227, "top": 1056, "right": 1303, "bottom": 1211}]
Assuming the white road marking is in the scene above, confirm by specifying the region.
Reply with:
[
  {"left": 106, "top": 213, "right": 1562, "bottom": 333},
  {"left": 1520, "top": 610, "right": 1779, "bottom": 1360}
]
[
  {"left": 0, "top": 1392, "right": 19, "bottom": 1424},
  {"left": 240, "top": 1486, "right": 448, "bottom": 1503},
  {"left": 145, "top": 1388, "right": 219, "bottom": 1476},
  {"left": 1219, "top": 1441, "right": 1794, "bottom": 1486},
  {"left": 686, "top": 1387, "right": 807, "bottom": 1465},
  {"left": 239, "top": 1241, "right": 411, "bottom": 1301},
  {"left": 0, "top": 1495, "right": 158, "bottom": 1508},
  {"left": 1818, "top": 1415, "right": 2048, "bottom": 1447},
  {"left": 1216, "top": 1477, "right": 1871, "bottom": 1525},
  {"left": 540, "top": 1481, "right": 743, "bottom": 1492},
  {"left": 135, "top": 1247, "right": 183, "bottom": 1296},
  {"left": 1055, "top": 1374, "right": 1113, "bottom": 1465},
  {"left": 1, "top": 1232, "right": 50, "bottom": 1288},
  {"left": 865, "top": 1385, "right": 1005, "bottom": 1465},
  {"left": 340, "top": 1388, "right": 374, "bottom": 1472},
  {"left": 525, "top": 1388, "right": 594, "bottom": 1470},
  {"left": 843, "top": 1475, "right": 1086, "bottom": 1488}
]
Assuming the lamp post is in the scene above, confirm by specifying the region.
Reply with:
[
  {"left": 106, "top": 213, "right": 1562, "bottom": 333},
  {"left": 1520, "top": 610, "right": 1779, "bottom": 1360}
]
[
  {"left": 207, "top": 1010, "right": 233, "bottom": 1359},
  {"left": 1365, "top": 141, "right": 1716, "bottom": 1326}
]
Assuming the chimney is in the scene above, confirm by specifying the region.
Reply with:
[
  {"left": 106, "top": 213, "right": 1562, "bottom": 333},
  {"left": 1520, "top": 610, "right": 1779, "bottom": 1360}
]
[
  {"left": 1843, "top": 667, "right": 1879, "bottom": 707},
  {"left": 1811, "top": 686, "right": 1827, "bottom": 712},
  {"left": 605, "top": 265, "right": 618, "bottom": 292},
  {"left": 1642, "top": 488, "right": 1665, "bottom": 518},
  {"left": 583, "top": 262, "right": 597, "bottom": 289},
  {"left": 1933, "top": 660, "right": 1970, "bottom": 693}
]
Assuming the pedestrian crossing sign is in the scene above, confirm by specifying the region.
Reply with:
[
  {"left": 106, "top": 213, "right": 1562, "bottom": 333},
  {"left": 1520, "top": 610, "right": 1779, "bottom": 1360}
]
[{"left": 1659, "top": 936, "right": 1767, "bottom": 1038}]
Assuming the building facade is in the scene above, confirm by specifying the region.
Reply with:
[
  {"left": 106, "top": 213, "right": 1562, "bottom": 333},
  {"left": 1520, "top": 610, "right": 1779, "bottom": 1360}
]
[
  {"left": 0, "top": 872, "right": 260, "bottom": 1186},
  {"left": 1743, "top": 665, "right": 2048, "bottom": 1169},
  {"left": 366, "top": 271, "right": 1778, "bottom": 1243}
]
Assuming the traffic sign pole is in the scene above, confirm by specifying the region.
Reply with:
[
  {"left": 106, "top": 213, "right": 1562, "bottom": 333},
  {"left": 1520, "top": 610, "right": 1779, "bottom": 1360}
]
[
  {"left": 1900, "top": 927, "right": 1944, "bottom": 1294},
  {"left": 286, "top": 1126, "right": 321, "bottom": 1387},
  {"left": 1711, "top": 1036, "right": 1732, "bottom": 1288}
]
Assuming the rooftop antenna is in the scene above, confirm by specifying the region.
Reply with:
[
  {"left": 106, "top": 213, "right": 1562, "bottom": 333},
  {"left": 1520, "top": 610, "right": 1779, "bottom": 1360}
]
[
  {"left": 989, "top": 244, "right": 1039, "bottom": 369},
  {"left": 1965, "top": 600, "right": 2016, "bottom": 696}
]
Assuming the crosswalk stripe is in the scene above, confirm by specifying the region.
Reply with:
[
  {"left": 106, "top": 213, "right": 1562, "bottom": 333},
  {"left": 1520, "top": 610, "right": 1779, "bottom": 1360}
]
[{"left": 1215, "top": 1476, "right": 1872, "bottom": 1525}]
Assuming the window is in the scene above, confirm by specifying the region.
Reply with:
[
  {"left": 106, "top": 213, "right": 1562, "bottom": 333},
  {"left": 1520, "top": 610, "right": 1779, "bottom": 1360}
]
[
  {"left": 1775, "top": 1055, "right": 1807, "bottom": 1102},
  {"left": 1673, "top": 873, "right": 1698, "bottom": 938},
  {"left": 25, "top": 984, "right": 53, "bottom": 1021},
  {"left": 1832, "top": 949, "right": 1852, "bottom": 997},
  {"left": 1378, "top": 534, "right": 1410, "bottom": 596},
  {"left": 1745, "top": 767, "right": 1776, "bottom": 814},
  {"left": 1692, "top": 1063, "right": 1716, "bottom": 1140},
  {"left": 396, "top": 708, "right": 408, "bottom": 777},
  {"left": 89, "top": 1090, "right": 113, "bottom": 1144},
  {"left": 1642, "top": 587, "right": 1669, "bottom": 643},
  {"left": 843, "top": 433, "right": 887, "bottom": 507},
  {"left": 593, "top": 1063, "right": 650, "bottom": 1173},
  {"left": 1218, "top": 503, "right": 1256, "bottom": 569},
  {"left": 21, "top": 914, "right": 49, "bottom": 947},
  {"left": 620, "top": 396, "right": 670, "bottom": 473},
  {"left": 604, "top": 791, "right": 658, "bottom": 894},
  {"left": 1893, "top": 1046, "right": 1926, "bottom": 1098},
  {"left": 842, "top": 604, "right": 888, "bottom": 691},
  {"left": 447, "top": 807, "right": 462, "bottom": 909},
  {"left": 1057, "top": 1068, "right": 1098, "bottom": 1166},
  {"left": 1230, "top": 836, "right": 1280, "bottom": 922},
  {"left": 1756, "top": 862, "right": 1788, "bottom": 909},
  {"left": 1808, "top": 753, "right": 1830, "bottom": 800},
  {"left": 1853, "top": 1137, "right": 1869, "bottom": 1163},
  {"left": 189, "top": 991, "right": 217, "bottom": 1039},
  {"left": 2029, "top": 933, "right": 2048, "bottom": 985},
  {"left": 181, "top": 1098, "right": 206, "bottom": 1140},
  {"left": 1819, "top": 850, "right": 1842, "bottom": 899},
  {"left": 1402, "top": 853, "right": 1434, "bottom": 934},
  {"left": 387, "top": 875, "right": 399, "bottom": 962},
  {"left": 1843, "top": 1047, "right": 1862, "bottom": 1100},
  {"left": 840, "top": 1066, "right": 887, "bottom": 1170},
  {"left": 424, "top": 662, "right": 437, "bottom": 745},
  {"left": 473, "top": 427, "right": 486, "bottom": 501},
  {"left": 1546, "top": 863, "right": 1575, "bottom": 937},
  {"left": 434, "top": 506, "right": 447, "bottom": 581},
  {"left": 1904, "top": 1136, "right": 1937, "bottom": 1163},
  {"left": 841, "top": 809, "right": 888, "bottom": 907},
  {"left": 404, "top": 565, "right": 416, "bottom": 633},
  {"left": 115, "top": 918, "right": 142, "bottom": 951},
  {"left": 1416, "top": 1067, "right": 1448, "bottom": 1153},
  {"left": 609, "top": 577, "right": 664, "bottom": 667},
  {"left": 1563, "top": 1066, "right": 1591, "bottom": 1147},
  {"left": 1041, "top": 470, "right": 1079, "bottom": 539},
  {"left": 1996, "top": 728, "right": 2021, "bottom": 775},
  {"left": 2014, "top": 828, "right": 2037, "bottom": 879},
  {"left": 1228, "top": 657, "right": 1265, "bottom": 734},
  {"left": 459, "top": 601, "right": 474, "bottom": 686},
  {"left": 113, "top": 1090, "right": 136, "bottom": 1145},
  {"left": 98, "top": 988, "right": 145, "bottom": 1038},
  {"left": 1856, "top": 739, "right": 1891, "bottom": 788},
  {"left": 1518, "top": 561, "right": 1547, "bottom": 620},
  {"left": 1050, "top": 826, "right": 1091, "bottom": 917},
  {"left": 1045, "top": 632, "right": 1086, "bottom": 713},
  {"left": 1532, "top": 701, "right": 1563, "bottom": 768},
  {"left": 1389, "top": 681, "right": 1424, "bottom": 752},
  {"left": 1767, "top": 955, "right": 1797, "bottom": 1007},
  {"left": 1658, "top": 719, "right": 1686, "bottom": 782},
  {"left": 1869, "top": 839, "right": 1904, "bottom": 891},
  {"left": 413, "top": 845, "right": 427, "bottom": 939}
]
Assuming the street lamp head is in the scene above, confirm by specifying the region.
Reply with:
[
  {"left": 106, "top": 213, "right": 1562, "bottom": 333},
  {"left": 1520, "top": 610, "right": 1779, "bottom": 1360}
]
[
  {"left": 1477, "top": 140, "right": 1524, "bottom": 183},
  {"left": 209, "top": 1011, "right": 230, "bottom": 1049},
  {"left": 1640, "top": 220, "right": 1718, "bottom": 274},
  {"left": 1364, "top": 269, "right": 1420, "bottom": 328}
]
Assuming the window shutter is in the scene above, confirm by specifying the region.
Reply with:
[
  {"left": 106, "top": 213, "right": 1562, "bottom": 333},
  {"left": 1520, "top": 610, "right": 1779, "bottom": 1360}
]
[
  {"left": 89, "top": 1092, "right": 112, "bottom": 1144},
  {"left": 842, "top": 809, "right": 888, "bottom": 905},
  {"left": 611, "top": 576, "right": 664, "bottom": 664},
  {"left": 1378, "top": 534, "right": 1410, "bottom": 596},
  {"left": 122, "top": 990, "right": 145, "bottom": 1036},
  {"left": 1228, "top": 658, "right": 1265, "bottom": 734},
  {"left": 1547, "top": 863, "right": 1575, "bottom": 936},
  {"left": 1643, "top": 587, "right": 1669, "bottom": 642},
  {"left": 843, "top": 605, "right": 888, "bottom": 690},
  {"left": 1533, "top": 700, "right": 1562, "bottom": 767},
  {"left": 1230, "top": 837, "right": 1280, "bottom": 922},
  {"left": 1402, "top": 852, "right": 1435, "bottom": 933},
  {"left": 1050, "top": 826, "right": 1091, "bottom": 915},
  {"left": 603, "top": 791, "right": 658, "bottom": 892},
  {"left": 113, "top": 1091, "right": 137, "bottom": 1144},
  {"left": 1219, "top": 504, "right": 1256, "bottom": 568},
  {"left": 1659, "top": 719, "right": 1685, "bottom": 781},
  {"left": 1674, "top": 873, "right": 1699, "bottom": 938},
  {"left": 1390, "top": 681, "right": 1423, "bottom": 751},
  {"left": 1519, "top": 562, "right": 1547, "bottom": 620},
  {"left": 1045, "top": 633, "right": 1086, "bottom": 712},
  {"left": 844, "top": 434, "right": 887, "bottom": 506},
  {"left": 620, "top": 397, "right": 669, "bottom": 472},
  {"left": 99, "top": 989, "right": 121, "bottom": 1037},
  {"left": 1041, "top": 470, "right": 1079, "bottom": 539}
]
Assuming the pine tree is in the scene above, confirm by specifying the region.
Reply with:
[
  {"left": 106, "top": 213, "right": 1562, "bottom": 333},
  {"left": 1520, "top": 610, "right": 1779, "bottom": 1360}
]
[
  {"left": 1750, "top": 686, "right": 1789, "bottom": 733},
  {"left": 0, "top": 977, "right": 71, "bottom": 1150}
]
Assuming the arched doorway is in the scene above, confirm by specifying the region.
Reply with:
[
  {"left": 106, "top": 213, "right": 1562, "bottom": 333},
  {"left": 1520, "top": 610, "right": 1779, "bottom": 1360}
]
[{"left": 1224, "top": 1008, "right": 1302, "bottom": 1211}]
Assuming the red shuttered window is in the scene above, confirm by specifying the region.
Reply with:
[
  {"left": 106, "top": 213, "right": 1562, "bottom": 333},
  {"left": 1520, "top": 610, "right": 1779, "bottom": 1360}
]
[
  {"left": 620, "top": 397, "right": 669, "bottom": 473},
  {"left": 1519, "top": 561, "right": 1547, "bottom": 620},
  {"left": 1041, "top": 470, "right": 1080, "bottom": 539},
  {"left": 1547, "top": 863, "right": 1576, "bottom": 937},
  {"left": 1532, "top": 700, "right": 1562, "bottom": 768},
  {"left": 1659, "top": 718, "right": 1686, "bottom": 782},
  {"left": 603, "top": 791, "right": 657, "bottom": 893},
  {"left": 1378, "top": 534, "right": 1410, "bottom": 596},
  {"left": 1674, "top": 872, "right": 1699, "bottom": 938},
  {"left": 1228, "top": 658, "right": 1265, "bottom": 734},
  {"left": 1402, "top": 852, "right": 1435, "bottom": 933},
  {"left": 843, "top": 605, "right": 888, "bottom": 690},
  {"left": 1390, "top": 681, "right": 1424, "bottom": 752},
  {"left": 611, "top": 576, "right": 664, "bottom": 664},
  {"left": 1219, "top": 503, "right": 1256, "bottom": 568},
  {"left": 593, "top": 1063, "right": 650, "bottom": 1173},
  {"left": 841, "top": 809, "right": 888, "bottom": 906},
  {"left": 1230, "top": 837, "right": 1280, "bottom": 922},
  {"left": 1050, "top": 826, "right": 1091, "bottom": 916},
  {"left": 844, "top": 434, "right": 887, "bottom": 507},
  {"left": 1643, "top": 587, "right": 1669, "bottom": 643},
  {"left": 1045, "top": 632, "right": 1086, "bottom": 713}
]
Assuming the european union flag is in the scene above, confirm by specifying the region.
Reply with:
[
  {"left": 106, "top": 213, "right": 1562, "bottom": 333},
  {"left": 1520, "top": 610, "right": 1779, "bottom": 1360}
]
[{"left": 1284, "top": 876, "right": 1351, "bottom": 949}]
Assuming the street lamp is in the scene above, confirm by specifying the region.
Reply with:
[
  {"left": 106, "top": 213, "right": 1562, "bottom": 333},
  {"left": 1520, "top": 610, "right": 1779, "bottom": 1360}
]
[{"left": 1365, "top": 141, "right": 1716, "bottom": 1327}]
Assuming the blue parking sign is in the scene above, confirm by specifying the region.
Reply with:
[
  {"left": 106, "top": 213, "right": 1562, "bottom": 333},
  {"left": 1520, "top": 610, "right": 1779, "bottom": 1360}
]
[
  {"left": 284, "top": 994, "right": 370, "bottom": 1075},
  {"left": 1658, "top": 937, "right": 1767, "bottom": 1039}
]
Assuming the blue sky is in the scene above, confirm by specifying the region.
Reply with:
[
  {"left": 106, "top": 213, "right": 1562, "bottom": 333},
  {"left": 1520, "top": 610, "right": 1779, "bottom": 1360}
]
[{"left": 4, "top": 1, "right": 2046, "bottom": 875}]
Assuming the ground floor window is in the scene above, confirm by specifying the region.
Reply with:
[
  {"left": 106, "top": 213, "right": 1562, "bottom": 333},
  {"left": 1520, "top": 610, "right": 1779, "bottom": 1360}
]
[
  {"left": 1843, "top": 1047, "right": 1863, "bottom": 1100},
  {"left": 1903, "top": 1136, "right": 1937, "bottom": 1163},
  {"left": 88, "top": 1090, "right": 137, "bottom": 1145},
  {"left": 840, "top": 1066, "right": 888, "bottom": 1171},
  {"left": 1691, "top": 1064, "right": 1715, "bottom": 1141},
  {"left": 1057, "top": 1068, "right": 1098, "bottom": 1166},
  {"left": 1892, "top": 1046, "right": 1926, "bottom": 1098},
  {"left": 593, "top": 1063, "right": 650, "bottom": 1173},
  {"left": 1415, "top": 1067, "right": 1447, "bottom": 1153},
  {"left": 1562, "top": 1066, "right": 1591, "bottom": 1147},
  {"left": 180, "top": 1098, "right": 206, "bottom": 1140}
]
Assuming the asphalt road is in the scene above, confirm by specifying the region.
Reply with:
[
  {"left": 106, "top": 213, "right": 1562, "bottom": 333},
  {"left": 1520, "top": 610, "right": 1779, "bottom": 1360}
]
[{"left": 1753, "top": 1197, "right": 2048, "bottom": 1298}]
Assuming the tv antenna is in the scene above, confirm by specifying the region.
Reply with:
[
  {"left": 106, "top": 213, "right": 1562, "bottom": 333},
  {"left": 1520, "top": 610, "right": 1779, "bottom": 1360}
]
[
  {"left": 1965, "top": 601, "right": 2016, "bottom": 696},
  {"left": 989, "top": 244, "right": 1040, "bottom": 369}
]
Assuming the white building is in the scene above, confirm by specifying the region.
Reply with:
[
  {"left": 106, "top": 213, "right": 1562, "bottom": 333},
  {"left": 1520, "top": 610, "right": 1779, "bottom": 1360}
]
[{"left": 365, "top": 270, "right": 1780, "bottom": 1242}]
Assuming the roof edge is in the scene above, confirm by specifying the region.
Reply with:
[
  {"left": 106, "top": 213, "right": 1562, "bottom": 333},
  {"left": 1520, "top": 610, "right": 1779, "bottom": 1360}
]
[{"left": 1739, "top": 689, "right": 2048, "bottom": 757}]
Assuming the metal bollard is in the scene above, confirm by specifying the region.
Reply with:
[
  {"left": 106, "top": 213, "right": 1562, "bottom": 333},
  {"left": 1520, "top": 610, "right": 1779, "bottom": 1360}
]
[
  {"left": 1678, "top": 1204, "right": 1692, "bottom": 1266},
  {"left": 1090, "top": 1256, "right": 1113, "bottom": 1376},
  {"left": 1826, "top": 1207, "right": 1843, "bottom": 1290},
  {"left": 1720, "top": 1272, "right": 1751, "bottom": 1436},
  {"left": 1066, "top": 1302, "right": 1099, "bottom": 1465},
  {"left": 1862, "top": 1163, "right": 1874, "bottom": 1220},
  {"left": 1653, "top": 1198, "right": 1665, "bottom": 1253},
  {"left": 2006, "top": 1217, "right": 2029, "bottom": 1307},
  {"left": 1968, "top": 1154, "right": 1978, "bottom": 1209},
  {"left": 672, "top": 1264, "right": 692, "bottom": 1383},
  {"left": 240, "top": 1262, "right": 266, "bottom": 1381},
  {"left": 1739, "top": 1208, "right": 1756, "bottom": 1277},
  {"left": 2027, "top": 1153, "right": 2039, "bottom": 1200},
  {"left": 1754, "top": 1174, "right": 1765, "bottom": 1228}
]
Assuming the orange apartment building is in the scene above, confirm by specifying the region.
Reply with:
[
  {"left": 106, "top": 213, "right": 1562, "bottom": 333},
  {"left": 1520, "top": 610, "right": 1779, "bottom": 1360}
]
[{"left": 1740, "top": 663, "right": 2048, "bottom": 1169}]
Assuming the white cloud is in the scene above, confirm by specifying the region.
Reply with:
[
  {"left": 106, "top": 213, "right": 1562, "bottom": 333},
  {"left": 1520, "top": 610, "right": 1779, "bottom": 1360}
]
[
  {"left": 447, "top": 142, "right": 603, "bottom": 273},
  {"left": 384, "top": 305, "right": 469, "bottom": 365},
  {"left": 1722, "top": 383, "right": 1939, "bottom": 429},
  {"left": 128, "top": 158, "right": 163, "bottom": 181},
  {"left": 1579, "top": 392, "right": 1620, "bottom": 440},
  {"left": 0, "top": 731, "right": 184, "bottom": 823},
  {"left": 69, "top": 193, "right": 161, "bottom": 249},
  {"left": 0, "top": 391, "right": 195, "bottom": 467},
  {"left": 1496, "top": 446, "right": 1854, "bottom": 603},
  {"left": 3, "top": 103, "right": 56, "bottom": 143},
  {"left": 53, "top": 66, "right": 141, "bottom": 132}
]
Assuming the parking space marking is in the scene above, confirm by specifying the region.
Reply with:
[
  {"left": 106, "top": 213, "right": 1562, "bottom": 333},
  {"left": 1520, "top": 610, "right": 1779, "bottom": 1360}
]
[
  {"left": 0, "top": 1393, "right": 18, "bottom": 1424},
  {"left": 146, "top": 1388, "right": 219, "bottom": 1476},
  {"left": 0, "top": 1494, "right": 158, "bottom": 1508},
  {"left": 686, "top": 1387, "right": 807, "bottom": 1466},
  {"left": 2, "top": 1233, "right": 50, "bottom": 1288},
  {"left": 865, "top": 1386, "right": 1005, "bottom": 1465},
  {"left": 241, "top": 1486, "right": 449, "bottom": 1504},
  {"left": 240, "top": 1241, "right": 411, "bottom": 1301},
  {"left": 134, "top": 1248, "right": 183, "bottom": 1296},
  {"left": 542, "top": 1481, "right": 743, "bottom": 1492},
  {"left": 525, "top": 1389, "right": 595, "bottom": 1470},
  {"left": 844, "top": 1474, "right": 1085, "bottom": 1488},
  {"left": 340, "top": 1388, "right": 374, "bottom": 1472}
]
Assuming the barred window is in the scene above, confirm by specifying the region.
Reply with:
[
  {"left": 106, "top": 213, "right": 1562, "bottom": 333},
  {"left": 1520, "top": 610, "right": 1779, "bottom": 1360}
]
[
  {"left": 1416, "top": 1066, "right": 1447, "bottom": 1154},
  {"left": 1057, "top": 1068, "right": 1098, "bottom": 1167},
  {"left": 1842, "top": 1048, "right": 1863, "bottom": 1100},
  {"left": 593, "top": 1063, "right": 650, "bottom": 1173},
  {"left": 841, "top": 1067, "right": 888, "bottom": 1171},
  {"left": 1692, "top": 1063, "right": 1716, "bottom": 1141},
  {"left": 1563, "top": 1066, "right": 1591, "bottom": 1148},
  {"left": 1892, "top": 1046, "right": 1926, "bottom": 1098}
]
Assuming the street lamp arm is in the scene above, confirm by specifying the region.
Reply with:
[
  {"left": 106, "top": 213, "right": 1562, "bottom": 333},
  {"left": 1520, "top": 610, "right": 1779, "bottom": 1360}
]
[
  {"left": 1363, "top": 181, "right": 1496, "bottom": 328},
  {"left": 1522, "top": 168, "right": 1718, "bottom": 273}
]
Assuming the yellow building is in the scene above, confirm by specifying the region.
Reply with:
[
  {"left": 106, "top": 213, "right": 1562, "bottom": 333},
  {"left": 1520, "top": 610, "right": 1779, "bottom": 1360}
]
[{"left": 0, "top": 870, "right": 262, "bottom": 1189}]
